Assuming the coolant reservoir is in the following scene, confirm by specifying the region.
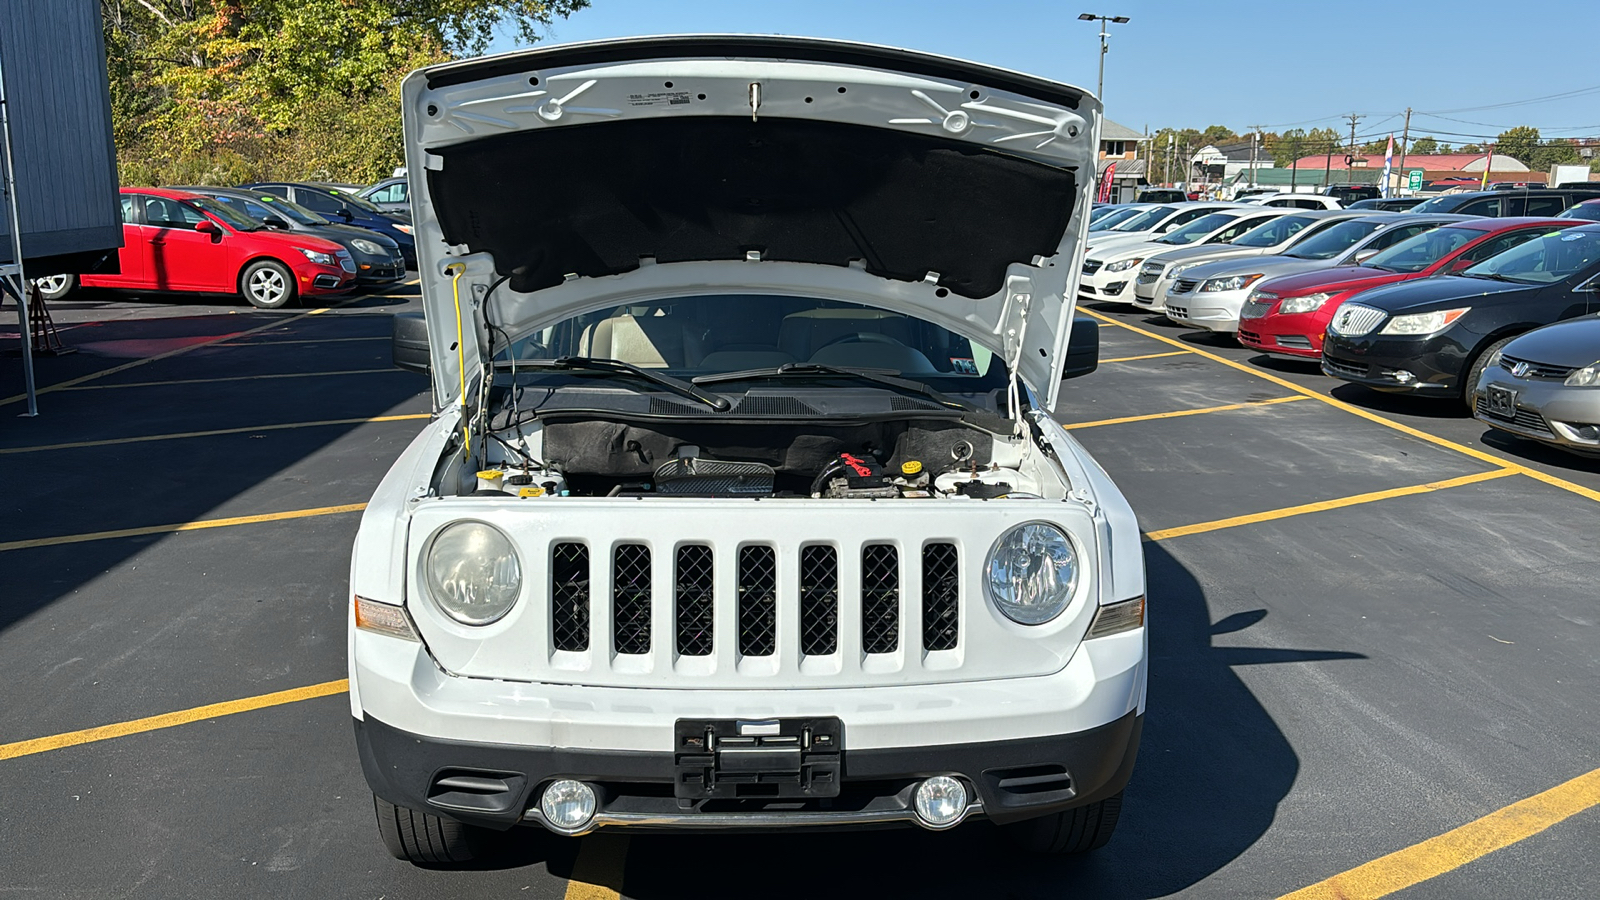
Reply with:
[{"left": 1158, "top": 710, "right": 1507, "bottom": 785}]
[{"left": 934, "top": 465, "right": 1038, "bottom": 498}]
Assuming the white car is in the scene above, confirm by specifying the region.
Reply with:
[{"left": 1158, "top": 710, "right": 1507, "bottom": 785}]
[
  {"left": 1085, "top": 201, "right": 1244, "bottom": 252},
  {"left": 1131, "top": 210, "right": 1374, "bottom": 312},
  {"left": 1087, "top": 203, "right": 1154, "bottom": 232},
  {"left": 1252, "top": 192, "right": 1344, "bottom": 210},
  {"left": 1078, "top": 207, "right": 1285, "bottom": 303},
  {"left": 1163, "top": 213, "right": 1471, "bottom": 332},
  {"left": 351, "top": 36, "right": 1147, "bottom": 864}
]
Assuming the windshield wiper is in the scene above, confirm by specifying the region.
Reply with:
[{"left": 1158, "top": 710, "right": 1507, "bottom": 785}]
[
  {"left": 501, "top": 357, "right": 731, "bottom": 411},
  {"left": 692, "top": 363, "right": 984, "bottom": 413},
  {"left": 1469, "top": 272, "right": 1525, "bottom": 283}
]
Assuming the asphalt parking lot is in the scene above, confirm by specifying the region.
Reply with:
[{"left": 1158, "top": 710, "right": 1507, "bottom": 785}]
[{"left": 2, "top": 290, "right": 1598, "bottom": 899}]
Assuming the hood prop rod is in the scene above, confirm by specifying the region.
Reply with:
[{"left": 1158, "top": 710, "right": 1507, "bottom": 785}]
[{"left": 1005, "top": 292, "right": 1032, "bottom": 436}]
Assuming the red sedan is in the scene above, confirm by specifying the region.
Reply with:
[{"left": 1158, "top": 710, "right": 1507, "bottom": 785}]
[
  {"left": 78, "top": 188, "right": 357, "bottom": 308},
  {"left": 1238, "top": 217, "right": 1575, "bottom": 360}
]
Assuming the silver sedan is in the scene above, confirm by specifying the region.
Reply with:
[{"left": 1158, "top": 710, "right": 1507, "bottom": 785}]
[{"left": 1473, "top": 317, "right": 1600, "bottom": 456}]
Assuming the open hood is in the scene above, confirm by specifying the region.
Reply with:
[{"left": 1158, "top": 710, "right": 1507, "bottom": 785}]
[{"left": 401, "top": 35, "right": 1098, "bottom": 412}]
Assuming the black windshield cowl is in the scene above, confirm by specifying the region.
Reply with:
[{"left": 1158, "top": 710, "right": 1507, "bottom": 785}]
[
  {"left": 505, "top": 357, "right": 731, "bottom": 411},
  {"left": 693, "top": 362, "right": 986, "bottom": 415}
]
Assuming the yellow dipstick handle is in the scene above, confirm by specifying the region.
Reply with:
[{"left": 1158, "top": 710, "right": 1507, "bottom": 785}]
[{"left": 448, "top": 265, "right": 470, "bottom": 456}]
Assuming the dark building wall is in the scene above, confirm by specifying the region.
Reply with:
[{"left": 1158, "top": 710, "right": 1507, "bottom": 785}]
[{"left": 0, "top": 0, "right": 122, "bottom": 269}]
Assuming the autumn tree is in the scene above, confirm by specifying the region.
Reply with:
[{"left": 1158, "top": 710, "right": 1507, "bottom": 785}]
[
  {"left": 1495, "top": 126, "right": 1541, "bottom": 165},
  {"left": 101, "top": 0, "right": 590, "bottom": 185}
]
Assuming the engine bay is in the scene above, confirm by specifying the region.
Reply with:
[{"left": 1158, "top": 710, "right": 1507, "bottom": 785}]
[{"left": 438, "top": 413, "right": 1069, "bottom": 501}]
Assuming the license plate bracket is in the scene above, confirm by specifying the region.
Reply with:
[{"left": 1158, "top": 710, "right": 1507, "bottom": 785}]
[
  {"left": 1485, "top": 385, "right": 1518, "bottom": 420},
  {"left": 674, "top": 717, "right": 842, "bottom": 801}
]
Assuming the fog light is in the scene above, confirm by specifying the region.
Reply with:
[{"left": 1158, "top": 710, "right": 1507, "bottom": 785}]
[
  {"left": 912, "top": 775, "right": 968, "bottom": 829},
  {"left": 1576, "top": 424, "right": 1600, "bottom": 442},
  {"left": 539, "top": 780, "right": 597, "bottom": 833},
  {"left": 1392, "top": 370, "right": 1416, "bottom": 385}
]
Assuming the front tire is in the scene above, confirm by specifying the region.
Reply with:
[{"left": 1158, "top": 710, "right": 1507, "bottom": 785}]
[
  {"left": 240, "top": 260, "right": 296, "bottom": 309},
  {"left": 373, "top": 795, "right": 487, "bottom": 865},
  {"left": 33, "top": 274, "right": 76, "bottom": 301},
  {"left": 1462, "top": 335, "right": 1515, "bottom": 411},
  {"left": 1001, "top": 792, "right": 1124, "bottom": 855}
]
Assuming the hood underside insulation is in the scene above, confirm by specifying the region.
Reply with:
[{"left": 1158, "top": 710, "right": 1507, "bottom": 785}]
[{"left": 426, "top": 116, "right": 1077, "bottom": 298}]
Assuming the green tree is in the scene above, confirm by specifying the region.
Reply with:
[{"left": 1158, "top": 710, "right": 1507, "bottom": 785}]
[
  {"left": 1530, "top": 139, "right": 1580, "bottom": 173},
  {"left": 1495, "top": 126, "right": 1542, "bottom": 165},
  {"left": 1460, "top": 143, "right": 1483, "bottom": 154},
  {"left": 1409, "top": 136, "right": 1438, "bottom": 155},
  {"left": 102, "top": 0, "right": 590, "bottom": 184}
]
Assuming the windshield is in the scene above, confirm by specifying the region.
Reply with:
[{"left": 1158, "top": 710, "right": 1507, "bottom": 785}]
[
  {"left": 332, "top": 189, "right": 384, "bottom": 213},
  {"left": 1364, "top": 226, "right": 1477, "bottom": 273},
  {"left": 1088, "top": 207, "right": 1142, "bottom": 231},
  {"left": 1156, "top": 212, "right": 1238, "bottom": 245},
  {"left": 1463, "top": 228, "right": 1600, "bottom": 284},
  {"left": 1110, "top": 206, "right": 1175, "bottom": 232},
  {"left": 254, "top": 195, "right": 329, "bottom": 226},
  {"left": 496, "top": 296, "right": 1010, "bottom": 403},
  {"left": 1408, "top": 195, "right": 1459, "bottom": 214},
  {"left": 1229, "top": 214, "right": 1316, "bottom": 248},
  {"left": 1559, "top": 203, "right": 1600, "bottom": 222},
  {"left": 188, "top": 195, "right": 261, "bottom": 231},
  {"left": 1285, "top": 219, "right": 1388, "bottom": 259}
]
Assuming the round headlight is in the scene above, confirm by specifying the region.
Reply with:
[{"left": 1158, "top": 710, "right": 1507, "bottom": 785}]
[
  {"left": 425, "top": 521, "right": 522, "bottom": 625},
  {"left": 984, "top": 523, "right": 1078, "bottom": 625}
]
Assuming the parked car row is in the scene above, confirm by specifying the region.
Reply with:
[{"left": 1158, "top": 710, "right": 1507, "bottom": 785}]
[
  {"left": 34, "top": 180, "right": 416, "bottom": 309},
  {"left": 1090, "top": 201, "right": 1600, "bottom": 457}
]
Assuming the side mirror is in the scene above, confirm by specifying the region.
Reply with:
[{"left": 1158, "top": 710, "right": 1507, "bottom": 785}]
[
  {"left": 1352, "top": 248, "right": 1379, "bottom": 263},
  {"left": 392, "top": 312, "right": 431, "bottom": 375},
  {"left": 1062, "top": 316, "right": 1099, "bottom": 380},
  {"left": 336, "top": 208, "right": 354, "bottom": 222},
  {"left": 1447, "top": 257, "right": 1474, "bottom": 273},
  {"left": 194, "top": 220, "right": 219, "bottom": 235},
  {"left": 262, "top": 215, "right": 289, "bottom": 229}
]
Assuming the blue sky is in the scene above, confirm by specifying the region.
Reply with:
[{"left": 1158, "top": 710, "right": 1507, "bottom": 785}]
[{"left": 492, "top": 0, "right": 1600, "bottom": 144}]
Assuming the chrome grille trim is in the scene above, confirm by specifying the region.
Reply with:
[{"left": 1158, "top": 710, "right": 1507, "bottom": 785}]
[
  {"left": 1500, "top": 355, "right": 1576, "bottom": 380},
  {"left": 613, "top": 544, "right": 652, "bottom": 655},
  {"left": 1328, "top": 304, "right": 1386, "bottom": 337},
  {"left": 674, "top": 545, "right": 714, "bottom": 656},
  {"left": 1173, "top": 278, "right": 1199, "bottom": 293}
]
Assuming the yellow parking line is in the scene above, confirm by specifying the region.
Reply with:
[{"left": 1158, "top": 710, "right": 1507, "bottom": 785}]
[
  {"left": 1144, "top": 469, "right": 1518, "bottom": 541},
  {"left": 1065, "top": 396, "right": 1306, "bottom": 431},
  {"left": 62, "top": 369, "right": 397, "bottom": 391},
  {"left": 0, "top": 413, "right": 430, "bottom": 455},
  {"left": 564, "top": 835, "right": 631, "bottom": 900},
  {"left": 215, "top": 336, "right": 388, "bottom": 346},
  {"left": 1101, "top": 350, "right": 1192, "bottom": 364},
  {"left": 1082, "top": 310, "right": 1600, "bottom": 505},
  {"left": 0, "top": 679, "right": 349, "bottom": 761},
  {"left": 1279, "top": 765, "right": 1600, "bottom": 900},
  {"left": 0, "top": 502, "right": 368, "bottom": 553},
  {"left": 0, "top": 305, "right": 343, "bottom": 408}
]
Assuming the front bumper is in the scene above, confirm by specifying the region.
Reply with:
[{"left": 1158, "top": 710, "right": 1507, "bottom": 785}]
[
  {"left": 1473, "top": 371, "right": 1600, "bottom": 453},
  {"left": 297, "top": 263, "right": 356, "bottom": 295},
  {"left": 1164, "top": 288, "right": 1250, "bottom": 332},
  {"left": 1079, "top": 265, "right": 1136, "bottom": 301},
  {"left": 353, "top": 253, "right": 407, "bottom": 285},
  {"left": 1237, "top": 312, "right": 1327, "bottom": 360},
  {"left": 355, "top": 709, "right": 1142, "bottom": 834},
  {"left": 1321, "top": 331, "right": 1471, "bottom": 394}
]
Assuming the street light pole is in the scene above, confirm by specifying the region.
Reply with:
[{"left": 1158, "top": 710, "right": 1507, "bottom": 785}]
[{"left": 1078, "top": 13, "right": 1130, "bottom": 103}]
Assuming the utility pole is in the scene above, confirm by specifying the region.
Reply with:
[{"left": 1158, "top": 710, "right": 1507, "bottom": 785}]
[
  {"left": 1078, "top": 13, "right": 1130, "bottom": 103},
  {"left": 1166, "top": 133, "right": 1174, "bottom": 186},
  {"left": 1290, "top": 135, "right": 1300, "bottom": 192},
  {"left": 1247, "top": 124, "right": 1263, "bottom": 190},
  {"left": 1396, "top": 107, "right": 1413, "bottom": 193}
]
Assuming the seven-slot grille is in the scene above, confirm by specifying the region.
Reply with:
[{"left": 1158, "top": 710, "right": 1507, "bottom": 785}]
[
  {"left": 1329, "top": 304, "right": 1386, "bottom": 337},
  {"left": 1500, "top": 355, "right": 1576, "bottom": 380},
  {"left": 558, "top": 542, "right": 965, "bottom": 658}
]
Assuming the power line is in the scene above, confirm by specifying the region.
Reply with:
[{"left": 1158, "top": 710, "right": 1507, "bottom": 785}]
[{"left": 1418, "top": 84, "right": 1600, "bottom": 116}]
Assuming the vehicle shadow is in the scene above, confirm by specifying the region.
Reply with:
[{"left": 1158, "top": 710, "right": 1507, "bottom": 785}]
[
  {"left": 1327, "top": 382, "right": 1466, "bottom": 419},
  {"left": 1480, "top": 429, "right": 1600, "bottom": 473},
  {"left": 603, "top": 541, "right": 1365, "bottom": 900}
]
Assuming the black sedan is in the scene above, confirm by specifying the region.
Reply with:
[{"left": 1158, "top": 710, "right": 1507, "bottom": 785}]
[
  {"left": 174, "top": 186, "right": 407, "bottom": 287},
  {"left": 1322, "top": 223, "right": 1599, "bottom": 407},
  {"left": 241, "top": 182, "right": 416, "bottom": 267}
]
